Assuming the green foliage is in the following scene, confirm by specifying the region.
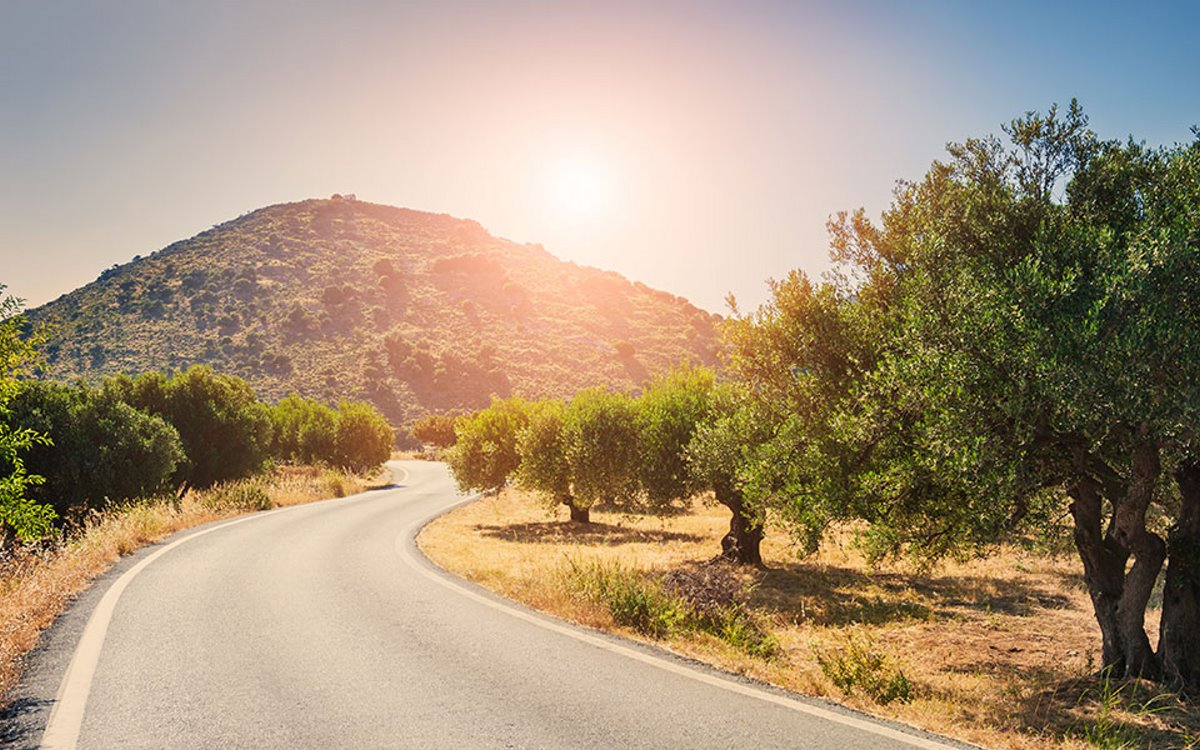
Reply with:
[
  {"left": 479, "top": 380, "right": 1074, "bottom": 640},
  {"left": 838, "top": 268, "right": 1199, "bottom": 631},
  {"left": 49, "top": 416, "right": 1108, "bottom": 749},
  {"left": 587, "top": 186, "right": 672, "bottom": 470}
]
[
  {"left": 109, "top": 365, "right": 273, "bottom": 490},
  {"left": 1073, "top": 669, "right": 1172, "bottom": 749},
  {"left": 814, "top": 631, "right": 914, "bottom": 705},
  {"left": 445, "top": 396, "right": 529, "bottom": 492},
  {"left": 562, "top": 388, "right": 639, "bottom": 508},
  {"left": 514, "top": 399, "right": 572, "bottom": 506},
  {"left": 562, "top": 558, "right": 687, "bottom": 639},
  {"left": 333, "top": 400, "right": 393, "bottom": 471},
  {"left": 634, "top": 366, "right": 714, "bottom": 509},
  {"left": 562, "top": 557, "right": 780, "bottom": 657},
  {"left": 270, "top": 394, "right": 338, "bottom": 464},
  {"left": 9, "top": 381, "right": 185, "bottom": 517},
  {"left": 410, "top": 412, "right": 458, "bottom": 448},
  {"left": 0, "top": 288, "right": 56, "bottom": 540}
]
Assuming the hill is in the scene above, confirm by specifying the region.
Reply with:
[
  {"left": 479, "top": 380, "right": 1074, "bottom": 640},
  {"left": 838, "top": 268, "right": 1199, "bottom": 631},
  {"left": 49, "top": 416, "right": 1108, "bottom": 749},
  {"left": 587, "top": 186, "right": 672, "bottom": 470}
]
[{"left": 28, "top": 197, "right": 719, "bottom": 436}]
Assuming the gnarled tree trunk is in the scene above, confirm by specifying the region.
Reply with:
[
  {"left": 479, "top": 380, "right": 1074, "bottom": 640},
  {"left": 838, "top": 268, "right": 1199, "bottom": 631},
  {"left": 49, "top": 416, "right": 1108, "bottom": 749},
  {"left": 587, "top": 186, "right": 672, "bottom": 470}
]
[
  {"left": 1069, "top": 474, "right": 1128, "bottom": 672},
  {"left": 1070, "top": 443, "right": 1165, "bottom": 679},
  {"left": 560, "top": 493, "right": 590, "bottom": 524},
  {"left": 715, "top": 484, "right": 763, "bottom": 566},
  {"left": 1160, "top": 461, "right": 1200, "bottom": 691},
  {"left": 1111, "top": 443, "right": 1165, "bottom": 679}
]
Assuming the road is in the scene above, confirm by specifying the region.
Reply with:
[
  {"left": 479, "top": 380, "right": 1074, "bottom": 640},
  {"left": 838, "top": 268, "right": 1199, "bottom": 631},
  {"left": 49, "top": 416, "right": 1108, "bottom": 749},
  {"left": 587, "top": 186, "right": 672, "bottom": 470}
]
[{"left": 5, "top": 461, "right": 970, "bottom": 749}]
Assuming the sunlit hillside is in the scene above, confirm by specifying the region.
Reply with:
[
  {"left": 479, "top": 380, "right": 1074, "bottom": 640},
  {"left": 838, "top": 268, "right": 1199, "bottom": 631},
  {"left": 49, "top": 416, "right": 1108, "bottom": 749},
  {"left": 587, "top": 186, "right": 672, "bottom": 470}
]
[{"left": 29, "top": 196, "right": 719, "bottom": 434}]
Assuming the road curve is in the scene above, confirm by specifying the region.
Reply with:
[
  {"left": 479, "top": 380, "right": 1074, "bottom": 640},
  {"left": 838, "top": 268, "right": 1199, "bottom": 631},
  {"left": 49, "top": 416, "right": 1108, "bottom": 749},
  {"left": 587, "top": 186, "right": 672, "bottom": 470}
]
[{"left": 5, "top": 461, "right": 971, "bottom": 749}]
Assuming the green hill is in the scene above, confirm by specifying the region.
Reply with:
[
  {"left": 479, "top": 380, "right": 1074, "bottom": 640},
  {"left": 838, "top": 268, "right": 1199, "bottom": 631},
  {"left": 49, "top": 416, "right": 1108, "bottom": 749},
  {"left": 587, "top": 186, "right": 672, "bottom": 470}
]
[{"left": 29, "top": 196, "right": 719, "bottom": 434}]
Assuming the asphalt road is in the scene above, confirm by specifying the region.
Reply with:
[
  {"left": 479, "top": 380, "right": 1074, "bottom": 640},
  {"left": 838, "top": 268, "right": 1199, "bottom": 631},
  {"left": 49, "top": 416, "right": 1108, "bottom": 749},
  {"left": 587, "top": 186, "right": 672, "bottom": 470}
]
[{"left": 5, "top": 461, "right": 972, "bottom": 749}]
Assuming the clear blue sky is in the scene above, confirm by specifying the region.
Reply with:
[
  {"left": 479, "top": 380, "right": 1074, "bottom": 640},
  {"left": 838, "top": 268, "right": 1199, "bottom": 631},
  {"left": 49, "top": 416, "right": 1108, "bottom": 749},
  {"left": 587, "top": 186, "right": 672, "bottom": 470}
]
[{"left": 2, "top": 0, "right": 1197, "bottom": 313}]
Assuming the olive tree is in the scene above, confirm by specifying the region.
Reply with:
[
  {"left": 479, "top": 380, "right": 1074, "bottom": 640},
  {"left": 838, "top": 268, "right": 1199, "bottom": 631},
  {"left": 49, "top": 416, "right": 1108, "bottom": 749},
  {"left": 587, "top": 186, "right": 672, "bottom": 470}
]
[{"left": 445, "top": 396, "right": 529, "bottom": 493}]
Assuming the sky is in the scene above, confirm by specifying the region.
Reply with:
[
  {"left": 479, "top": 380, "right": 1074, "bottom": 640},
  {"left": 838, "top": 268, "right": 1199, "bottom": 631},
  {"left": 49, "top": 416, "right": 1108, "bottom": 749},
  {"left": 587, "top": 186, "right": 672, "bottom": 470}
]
[{"left": 2, "top": 0, "right": 1198, "bottom": 314}]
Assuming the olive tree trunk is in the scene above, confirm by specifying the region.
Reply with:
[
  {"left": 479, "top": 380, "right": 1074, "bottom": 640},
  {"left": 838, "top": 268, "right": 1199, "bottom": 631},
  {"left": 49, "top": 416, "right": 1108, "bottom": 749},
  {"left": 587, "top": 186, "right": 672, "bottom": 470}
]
[
  {"left": 1070, "top": 443, "right": 1165, "bottom": 680},
  {"left": 560, "top": 493, "right": 590, "bottom": 524},
  {"left": 715, "top": 484, "right": 763, "bottom": 566},
  {"left": 1160, "top": 461, "right": 1200, "bottom": 691}
]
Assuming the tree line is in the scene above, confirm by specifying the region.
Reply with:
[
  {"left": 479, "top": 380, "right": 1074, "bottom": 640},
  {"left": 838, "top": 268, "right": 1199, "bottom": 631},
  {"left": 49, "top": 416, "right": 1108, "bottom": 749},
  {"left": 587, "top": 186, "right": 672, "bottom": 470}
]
[
  {"left": 443, "top": 103, "right": 1200, "bottom": 692},
  {"left": 0, "top": 318, "right": 394, "bottom": 542}
]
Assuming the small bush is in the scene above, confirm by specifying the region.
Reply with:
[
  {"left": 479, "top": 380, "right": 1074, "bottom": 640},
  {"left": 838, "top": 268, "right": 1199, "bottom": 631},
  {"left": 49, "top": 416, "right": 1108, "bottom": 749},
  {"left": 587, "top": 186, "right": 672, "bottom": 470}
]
[
  {"left": 561, "top": 558, "right": 779, "bottom": 657},
  {"left": 201, "top": 481, "right": 273, "bottom": 512},
  {"left": 562, "top": 558, "right": 686, "bottom": 639},
  {"left": 814, "top": 631, "right": 913, "bottom": 705}
]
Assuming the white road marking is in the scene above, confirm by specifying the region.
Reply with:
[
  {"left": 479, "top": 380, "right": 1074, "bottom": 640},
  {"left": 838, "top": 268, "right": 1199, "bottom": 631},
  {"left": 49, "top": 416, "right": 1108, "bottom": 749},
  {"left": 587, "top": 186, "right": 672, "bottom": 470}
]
[
  {"left": 40, "top": 464, "right": 411, "bottom": 750},
  {"left": 397, "top": 509, "right": 969, "bottom": 750}
]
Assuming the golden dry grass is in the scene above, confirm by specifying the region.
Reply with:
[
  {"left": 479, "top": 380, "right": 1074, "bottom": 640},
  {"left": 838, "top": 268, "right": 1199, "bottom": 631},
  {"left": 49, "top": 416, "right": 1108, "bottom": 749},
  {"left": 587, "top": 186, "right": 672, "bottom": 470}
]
[
  {"left": 419, "top": 489, "right": 1200, "bottom": 750},
  {"left": 0, "top": 464, "right": 384, "bottom": 706}
]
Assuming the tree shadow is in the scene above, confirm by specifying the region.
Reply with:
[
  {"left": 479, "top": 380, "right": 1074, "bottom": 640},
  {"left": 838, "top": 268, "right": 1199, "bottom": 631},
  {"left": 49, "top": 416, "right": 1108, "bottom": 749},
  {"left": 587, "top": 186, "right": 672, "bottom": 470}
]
[
  {"left": 1008, "top": 673, "right": 1200, "bottom": 749},
  {"left": 0, "top": 695, "right": 53, "bottom": 748},
  {"left": 474, "top": 521, "right": 705, "bottom": 546},
  {"left": 751, "top": 561, "right": 1074, "bottom": 627}
]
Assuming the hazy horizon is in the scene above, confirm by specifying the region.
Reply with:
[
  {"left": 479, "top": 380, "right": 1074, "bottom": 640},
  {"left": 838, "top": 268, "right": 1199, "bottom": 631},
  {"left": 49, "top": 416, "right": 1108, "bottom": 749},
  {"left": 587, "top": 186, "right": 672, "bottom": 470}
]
[{"left": 3, "top": 0, "right": 1198, "bottom": 314}]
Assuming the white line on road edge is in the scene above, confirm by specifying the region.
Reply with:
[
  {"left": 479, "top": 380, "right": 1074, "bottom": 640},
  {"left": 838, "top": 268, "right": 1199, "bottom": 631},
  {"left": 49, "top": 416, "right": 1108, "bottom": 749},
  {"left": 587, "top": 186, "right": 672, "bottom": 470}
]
[
  {"left": 40, "top": 513, "right": 271, "bottom": 749},
  {"left": 40, "top": 464, "right": 411, "bottom": 750},
  {"left": 397, "top": 517, "right": 968, "bottom": 750}
]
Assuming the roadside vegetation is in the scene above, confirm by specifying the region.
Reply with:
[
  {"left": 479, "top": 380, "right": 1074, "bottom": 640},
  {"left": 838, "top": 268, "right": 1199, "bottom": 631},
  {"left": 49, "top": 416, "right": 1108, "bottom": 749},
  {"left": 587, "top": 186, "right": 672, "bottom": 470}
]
[
  {"left": 0, "top": 288, "right": 395, "bottom": 704},
  {"left": 433, "top": 104, "right": 1200, "bottom": 748}
]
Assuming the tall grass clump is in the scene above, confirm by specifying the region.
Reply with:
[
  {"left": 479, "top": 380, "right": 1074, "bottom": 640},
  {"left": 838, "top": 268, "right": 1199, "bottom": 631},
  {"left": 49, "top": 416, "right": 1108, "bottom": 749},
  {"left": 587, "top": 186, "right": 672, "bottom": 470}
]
[
  {"left": 560, "top": 557, "right": 780, "bottom": 658},
  {"left": 199, "top": 479, "right": 273, "bottom": 512},
  {"left": 813, "top": 629, "right": 913, "bottom": 705}
]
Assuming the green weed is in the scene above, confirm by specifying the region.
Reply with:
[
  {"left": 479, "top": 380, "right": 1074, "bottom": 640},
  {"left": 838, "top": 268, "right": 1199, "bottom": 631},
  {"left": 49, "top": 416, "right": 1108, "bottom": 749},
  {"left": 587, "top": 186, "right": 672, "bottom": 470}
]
[{"left": 814, "top": 630, "right": 913, "bottom": 705}]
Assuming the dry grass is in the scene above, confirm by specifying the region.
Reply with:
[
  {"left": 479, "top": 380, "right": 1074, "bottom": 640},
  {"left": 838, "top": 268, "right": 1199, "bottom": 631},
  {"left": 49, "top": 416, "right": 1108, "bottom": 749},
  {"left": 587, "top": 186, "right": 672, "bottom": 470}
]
[
  {"left": 419, "top": 489, "right": 1200, "bottom": 750},
  {"left": 0, "top": 463, "right": 385, "bottom": 707}
]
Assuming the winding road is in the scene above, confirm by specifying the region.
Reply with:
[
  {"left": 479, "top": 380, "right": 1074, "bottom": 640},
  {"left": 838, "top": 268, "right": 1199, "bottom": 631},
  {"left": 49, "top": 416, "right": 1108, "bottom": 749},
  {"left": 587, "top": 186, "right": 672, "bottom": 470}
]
[{"left": 5, "top": 461, "right": 970, "bottom": 749}]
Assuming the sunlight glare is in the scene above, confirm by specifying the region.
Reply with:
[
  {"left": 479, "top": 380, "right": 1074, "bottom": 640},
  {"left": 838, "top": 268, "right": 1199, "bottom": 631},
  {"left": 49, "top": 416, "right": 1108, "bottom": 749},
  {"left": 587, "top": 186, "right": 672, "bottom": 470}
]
[{"left": 546, "top": 157, "right": 612, "bottom": 222}]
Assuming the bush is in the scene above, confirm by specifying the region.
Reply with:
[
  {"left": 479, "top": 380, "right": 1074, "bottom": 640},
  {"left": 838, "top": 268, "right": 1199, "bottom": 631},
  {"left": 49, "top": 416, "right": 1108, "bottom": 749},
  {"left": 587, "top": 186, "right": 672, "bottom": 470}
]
[
  {"left": 9, "top": 381, "right": 185, "bottom": 518},
  {"left": 333, "top": 400, "right": 393, "bottom": 472},
  {"left": 410, "top": 412, "right": 458, "bottom": 448},
  {"left": 814, "top": 631, "right": 913, "bottom": 705},
  {"left": 108, "top": 366, "right": 273, "bottom": 491},
  {"left": 563, "top": 558, "right": 685, "bottom": 639}
]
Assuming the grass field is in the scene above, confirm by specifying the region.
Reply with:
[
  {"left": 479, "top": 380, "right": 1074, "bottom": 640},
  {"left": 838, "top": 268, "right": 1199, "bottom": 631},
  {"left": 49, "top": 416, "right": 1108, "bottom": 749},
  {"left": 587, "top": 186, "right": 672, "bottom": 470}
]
[
  {"left": 419, "top": 488, "right": 1200, "bottom": 750},
  {"left": 0, "top": 464, "right": 385, "bottom": 706}
]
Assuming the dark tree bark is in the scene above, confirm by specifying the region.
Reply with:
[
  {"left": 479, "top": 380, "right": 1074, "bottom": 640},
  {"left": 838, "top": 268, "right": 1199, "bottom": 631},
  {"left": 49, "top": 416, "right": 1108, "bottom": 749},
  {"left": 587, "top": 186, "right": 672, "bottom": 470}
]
[
  {"left": 715, "top": 484, "right": 763, "bottom": 566},
  {"left": 1161, "top": 461, "right": 1200, "bottom": 690},
  {"left": 1111, "top": 443, "right": 1165, "bottom": 679},
  {"left": 1068, "top": 472, "right": 1128, "bottom": 672},
  {"left": 561, "top": 494, "right": 590, "bottom": 524},
  {"left": 1068, "top": 443, "right": 1165, "bottom": 679}
]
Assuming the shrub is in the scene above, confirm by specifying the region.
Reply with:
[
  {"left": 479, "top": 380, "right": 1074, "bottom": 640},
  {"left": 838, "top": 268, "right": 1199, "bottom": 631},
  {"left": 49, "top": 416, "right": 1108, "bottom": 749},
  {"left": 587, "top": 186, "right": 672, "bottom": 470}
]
[
  {"left": 562, "top": 558, "right": 685, "bottom": 639},
  {"left": 814, "top": 631, "right": 913, "bottom": 705},
  {"left": 9, "top": 381, "right": 185, "bottom": 518},
  {"left": 333, "top": 400, "right": 393, "bottom": 471}
]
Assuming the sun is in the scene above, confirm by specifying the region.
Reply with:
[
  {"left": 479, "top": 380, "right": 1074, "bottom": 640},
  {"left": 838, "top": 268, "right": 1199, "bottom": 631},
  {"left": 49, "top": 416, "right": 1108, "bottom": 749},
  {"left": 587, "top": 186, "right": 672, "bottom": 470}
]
[{"left": 545, "top": 157, "right": 612, "bottom": 221}]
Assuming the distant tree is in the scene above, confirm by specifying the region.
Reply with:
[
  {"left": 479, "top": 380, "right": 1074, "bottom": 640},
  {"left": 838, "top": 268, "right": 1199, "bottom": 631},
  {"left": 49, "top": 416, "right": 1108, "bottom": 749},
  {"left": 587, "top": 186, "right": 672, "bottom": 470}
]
[
  {"left": 10, "top": 381, "right": 185, "bottom": 517},
  {"left": 333, "top": 400, "right": 393, "bottom": 472},
  {"left": 445, "top": 397, "right": 529, "bottom": 493},
  {"left": 0, "top": 288, "right": 55, "bottom": 540},
  {"left": 562, "top": 388, "right": 639, "bottom": 513},
  {"left": 410, "top": 412, "right": 458, "bottom": 448},
  {"left": 515, "top": 399, "right": 586, "bottom": 521},
  {"left": 269, "top": 394, "right": 338, "bottom": 464}
]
